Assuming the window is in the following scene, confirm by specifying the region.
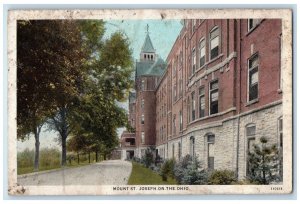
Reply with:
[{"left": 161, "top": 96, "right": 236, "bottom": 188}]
[
  {"left": 210, "top": 81, "right": 219, "bottom": 115},
  {"left": 207, "top": 134, "right": 215, "bottom": 170},
  {"left": 191, "top": 92, "right": 196, "bottom": 121},
  {"left": 179, "top": 78, "right": 183, "bottom": 97},
  {"left": 199, "top": 87, "right": 205, "bottom": 118},
  {"left": 141, "top": 132, "right": 145, "bottom": 144},
  {"left": 210, "top": 27, "right": 219, "bottom": 60},
  {"left": 248, "top": 54, "right": 259, "bottom": 102},
  {"left": 141, "top": 79, "right": 145, "bottom": 91},
  {"left": 191, "top": 48, "right": 196, "bottom": 75},
  {"left": 141, "top": 99, "right": 144, "bottom": 110},
  {"left": 173, "top": 83, "right": 177, "bottom": 101},
  {"left": 179, "top": 110, "right": 183, "bottom": 131},
  {"left": 141, "top": 114, "right": 144, "bottom": 124},
  {"left": 192, "top": 19, "right": 196, "bottom": 33},
  {"left": 278, "top": 117, "right": 283, "bottom": 181},
  {"left": 199, "top": 38, "right": 206, "bottom": 67},
  {"left": 248, "top": 19, "right": 261, "bottom": 31},
  {"left": 190, "top": 136, "right": 195, "bottom": 158},
  {"left": 178, "top": 142, "right": 181, "bottom": 160},
  {"left": 246, "top": 124, "right": 256, "bottom": 175}
]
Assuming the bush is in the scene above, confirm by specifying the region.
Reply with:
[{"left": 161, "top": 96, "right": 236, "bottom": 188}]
[
  {"left": 247, "top": 137, "right": 280, "bottom": 184},
  {"left": 208, "top": 170, "right": 237, "bottom": 185},
  {"left": 132, "top": 156, "right": 141, "bottom": 163},
  {"left": 141, "top": 147, "right": 155, "bottom": 168},
  {"left": 160, "top": 158, "right": 176, "bottom": 181},
  {"left": 174, "top": 155, "right": 208, "bottom": 185}
]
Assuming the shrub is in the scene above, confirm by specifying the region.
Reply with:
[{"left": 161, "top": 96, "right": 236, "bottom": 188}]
[
  {"left": 141, "top": 147, "right": 155, "bottom": 168},
  {"left": 155, "top": 154, "right": 163, "bottom": 166},
  {"left": 132, "top": 156, "right": 141, "bottom": 163},
  {"left": 247, "top": 137, "right": 280, "bottom": 184},
  {"left": 208, "top": 170, "right": 237, "bottom": 185},
  {"left": 174, "top": 155, "right": 208, "bottom": 185},
  {"left": 160, "top": 158, "right": 176, "bottom": 181}
]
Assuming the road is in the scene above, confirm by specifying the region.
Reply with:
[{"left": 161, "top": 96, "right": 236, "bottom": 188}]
[{"left": 17, "top": 160, "right": 132, "bottom": 186}]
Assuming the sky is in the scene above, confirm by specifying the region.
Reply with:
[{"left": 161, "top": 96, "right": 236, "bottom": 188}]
[{"left": 17, "top": 19, "right": 183, "bottom": 152}]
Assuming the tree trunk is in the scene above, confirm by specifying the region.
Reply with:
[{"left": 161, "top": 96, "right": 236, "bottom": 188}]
[
  {"left": 95, "top": 151, "right": 98, "bottom": 162},
  {"left": 88, "top": 152, "right": 91, "bottom": 163},
  {"left": 34, "top": 131, "right": 40, "bottom": 171},
  {"left": 104, "top": 154, "right": 106, "bottom": 160},
  {"left": 60, "top": 107, "right": 68, "bottom": 167},
  {"left": 77, "top": 152, "right": 80, "bottom": 164},
  {"left": 33, "top": 125, "right": 42, "bottom": 171}
]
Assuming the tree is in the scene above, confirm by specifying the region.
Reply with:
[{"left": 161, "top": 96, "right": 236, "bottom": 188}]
[
  {"left": 247, "top": 137, "right": 280, "bottom": 184},
  {"left": 18, "top": 20, "right": 134, "bottom": 169},
  {"left": 17, "top": 20, "right": 85, "bottom": 170}
]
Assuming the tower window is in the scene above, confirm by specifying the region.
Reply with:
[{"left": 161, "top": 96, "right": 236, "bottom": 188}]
[{"left": 141, "top": 114, "right": 144, "bottom": 124}]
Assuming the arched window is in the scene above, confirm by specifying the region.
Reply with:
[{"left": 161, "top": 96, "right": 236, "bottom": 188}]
[
  {"left": 207, "top": 133, "right": 215, "bottom": 170},
  {"left": 209, "top": 26, "right": 220, "bottom": 60}
]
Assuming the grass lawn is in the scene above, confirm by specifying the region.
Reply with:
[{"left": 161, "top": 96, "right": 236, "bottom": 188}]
[
  {"left": 128, "top": 162, "right": 177, "bottom": 185},
  {"left": 17, "top": 161, "right": 100, "bottom": 175}
]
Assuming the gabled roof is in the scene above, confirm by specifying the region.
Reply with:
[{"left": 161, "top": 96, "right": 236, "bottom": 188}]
[
  {"left": 144, "top": 57, "right": 166, "bottom": 76},
  {"left": 136, "top": 60, "right": 154, "bottom": 77},
  {"left": 141, "top": 33, "right": 155, "bottom": 53},
  {"left": 136, "top": 56, "right": 166, "bottom": 77}
]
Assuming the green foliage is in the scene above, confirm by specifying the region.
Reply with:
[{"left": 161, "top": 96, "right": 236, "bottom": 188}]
[
  {"left": 208, "top": 170, "right": 237, "bottom": 185},
  {"left": 128, "top": 162, "right": 177, "bottom": 185},
  {"left": 17, "top": 19, "right": 134, "bottom": 169},
  {"left": 141, "top": 147, "right": 155, "bottom": 168},
  {"left": 247, "top": 137, "right": 280, "bottom": 184},
  {"left": 160, "top": 158, "right": 176, "bottom": 181},
  {"left": 174, "top": 155, "right": 208, "bottom": 185}
]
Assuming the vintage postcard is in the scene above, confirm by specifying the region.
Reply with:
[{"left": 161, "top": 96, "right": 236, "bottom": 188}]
[{"left": 7, "top": 9, "right": 293, "bottom": 195}]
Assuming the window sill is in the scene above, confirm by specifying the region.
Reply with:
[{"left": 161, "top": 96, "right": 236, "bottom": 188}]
[
  {"left": 207, "top": 54, "right": 224, "bottom": 66},
  {"left": 245, "top": 98, "right": 259, "bottom": 107}
]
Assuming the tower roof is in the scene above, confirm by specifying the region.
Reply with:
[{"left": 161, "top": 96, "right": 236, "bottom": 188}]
[
  {"left": 141, "top": 33, "right": 155, "bottom": 53},
  {"left": 136, "top": 56, "right": 166, "bottom": 77}
]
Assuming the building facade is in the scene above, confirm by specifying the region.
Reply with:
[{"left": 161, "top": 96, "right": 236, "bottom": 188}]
[{"left": 121, "top": 19, "right": 283, "bottom": 180}]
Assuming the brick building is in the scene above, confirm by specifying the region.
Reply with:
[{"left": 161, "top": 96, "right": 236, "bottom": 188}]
[{"left": 121, "top": 19, "right": 283, "bottom": 180}]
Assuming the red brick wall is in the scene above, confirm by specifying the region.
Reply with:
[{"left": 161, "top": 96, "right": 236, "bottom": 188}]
[
  {"left": 239, "top": 19, "right": 282, "bottom": 113},
  {"left": 154, "top": 19, "right": 282, "bottom": 144}
]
